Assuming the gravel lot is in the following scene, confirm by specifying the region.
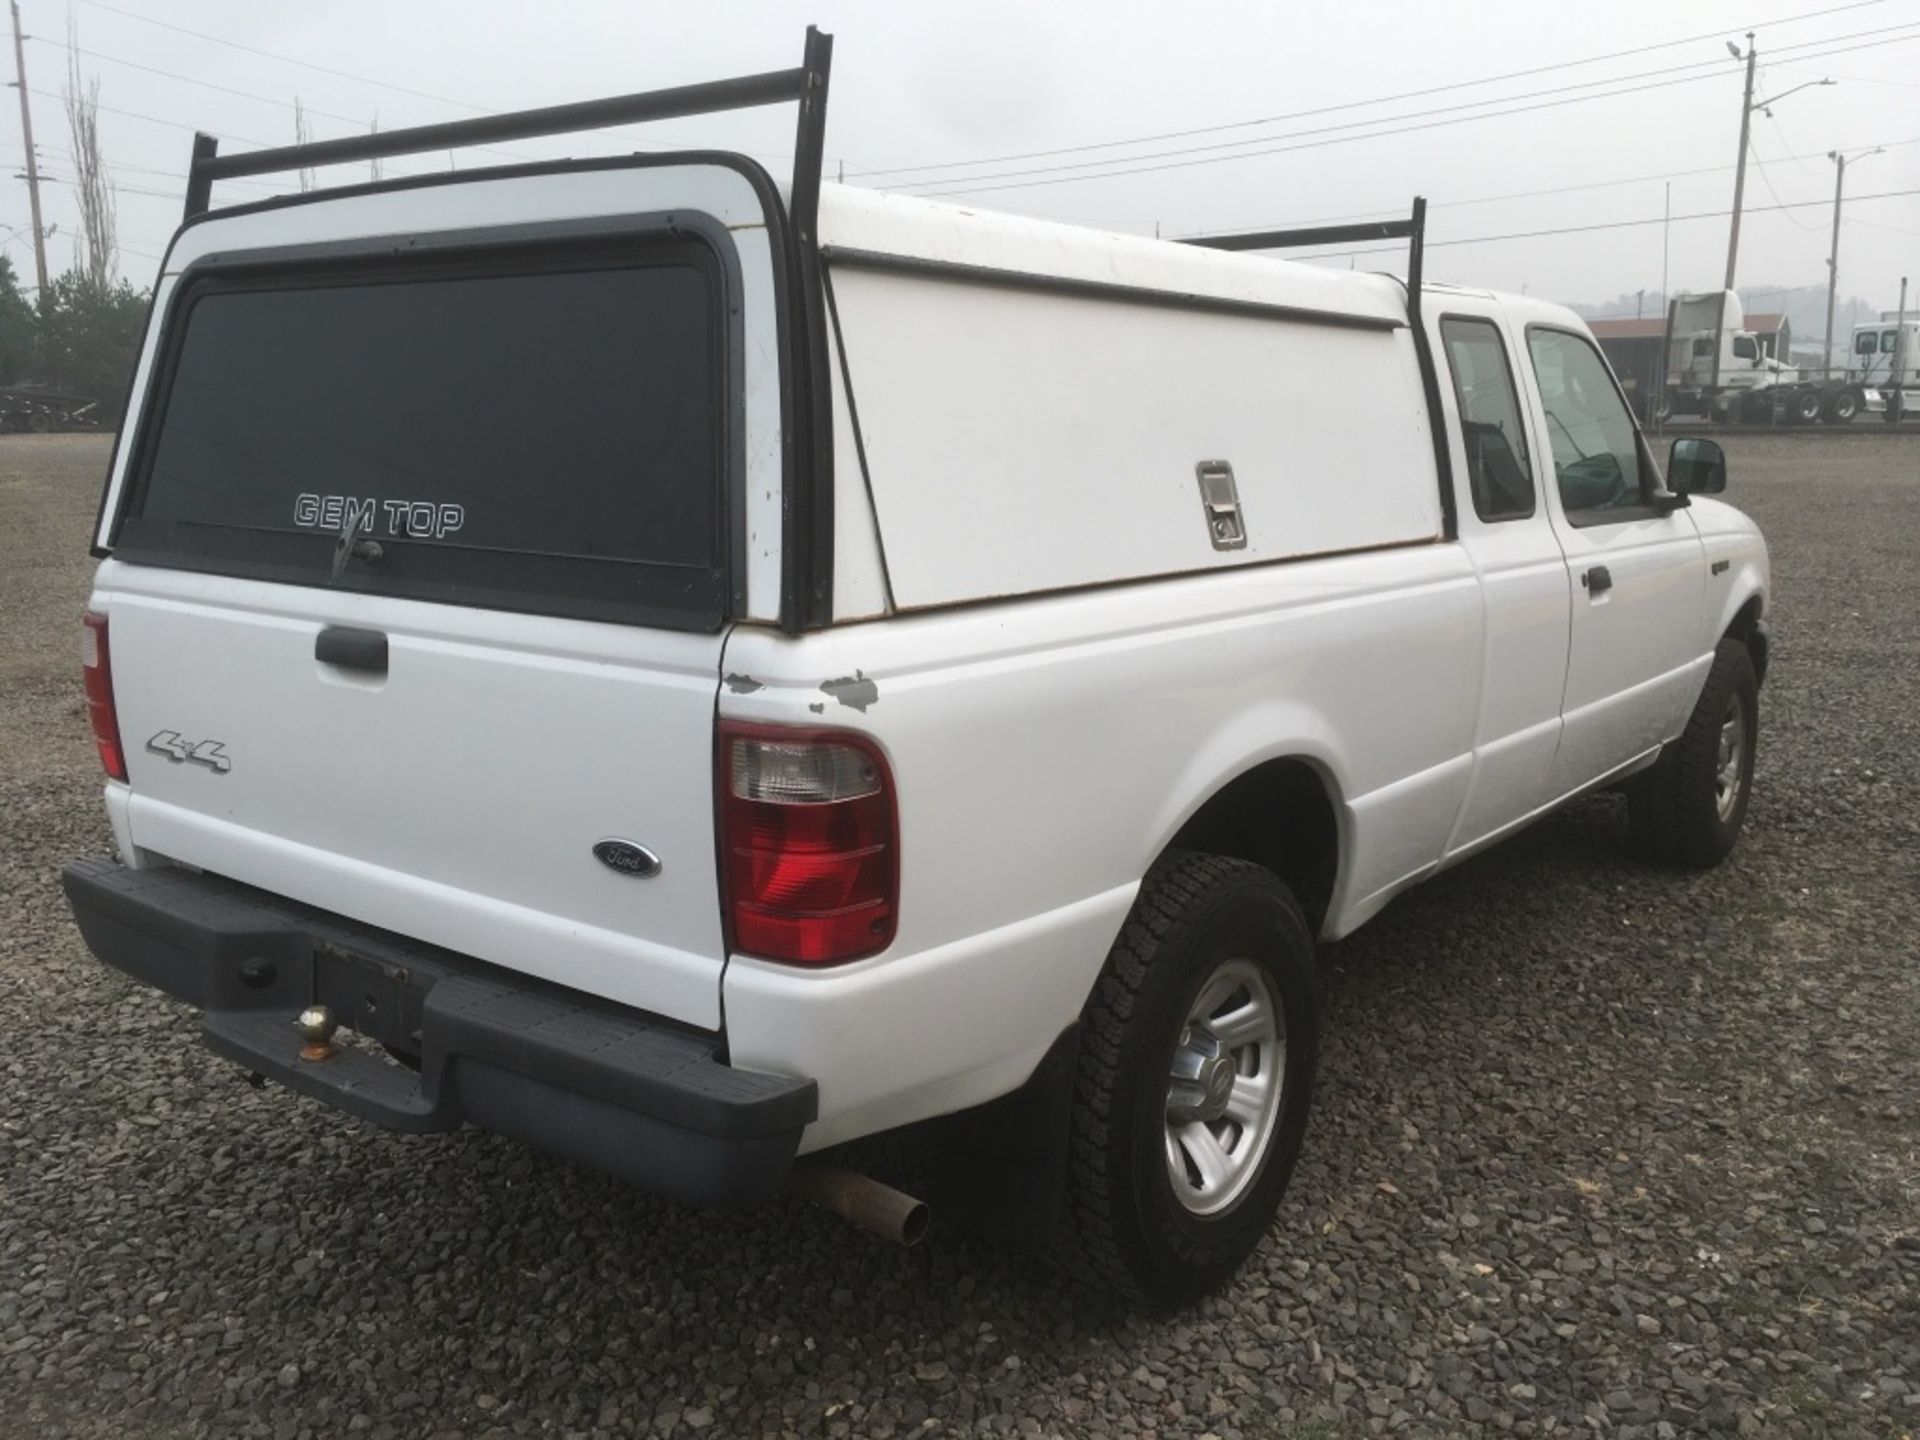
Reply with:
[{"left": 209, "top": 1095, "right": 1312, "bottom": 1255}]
[{"left": 2, "top": 431, "right": 1917, "bottom": 1440}]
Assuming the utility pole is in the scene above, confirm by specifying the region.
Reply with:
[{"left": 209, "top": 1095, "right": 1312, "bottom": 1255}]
[
  {"left": 1725, "top": 39, "right": 1836, "bottom": 297},
  {"left": 1724, "top": 34, "right": 1756, "bottom": 293},
  {"left": 1656, "top": 182, "right": 1672, "bottom": 431},
  {"left": 1824, "top": 147, "right": 1883, "bottom": 381},
  {"left": 7, "top": 0, "right": 48, "bottom": 295},
  {"left": 1825, "top": 153, "right": 1846, "bottom": 382},
  {"left": 1894, "top": 275, "right": 1909, "bottom": 422}
]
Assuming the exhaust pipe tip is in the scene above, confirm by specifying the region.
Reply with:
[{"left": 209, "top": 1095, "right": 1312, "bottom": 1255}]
[{"left": 787, "top": 1163, "right": 929, "bottom": 1247}]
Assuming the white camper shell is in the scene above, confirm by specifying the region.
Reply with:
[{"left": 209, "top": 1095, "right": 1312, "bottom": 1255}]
[{"left": 64, "top": 29, "right": 1772, "bottom": 1301}]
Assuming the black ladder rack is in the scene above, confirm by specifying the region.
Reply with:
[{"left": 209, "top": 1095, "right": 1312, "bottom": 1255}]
[
  {"left": 181, "top": 29, "right": 833, "bottom": 224},
  {"left": 176, "top": 27, "right": 840, "bottom": 634}
]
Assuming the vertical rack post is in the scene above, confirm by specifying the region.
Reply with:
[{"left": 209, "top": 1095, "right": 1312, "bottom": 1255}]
[
  {"left": 1402, "top": 196, "right": 1457, "bottom": 540},
  {"left": 784, "top": 24, "right": 837, "bottom": 630},
  {"left": 183, "top": 132, "right": 219, "bottom": 221}
]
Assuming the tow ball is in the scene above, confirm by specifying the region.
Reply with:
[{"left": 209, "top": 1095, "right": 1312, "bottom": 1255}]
[{"left": 295, "top": 1005, "right": 340, "bottom": 1063}]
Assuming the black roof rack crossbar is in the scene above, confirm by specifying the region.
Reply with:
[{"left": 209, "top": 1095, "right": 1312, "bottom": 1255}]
[
  {"left": 1181, "top": 217, "right": 1415, "bottom": 253},
  {"left": 177, "top": 26, "right": 842, "bottom": 636},
  {"left": 1184, "top": 199, "right": 1458, "bottom": 544},
  {"left": 183, "top": 63, "right": 814, "bottom": 218}
]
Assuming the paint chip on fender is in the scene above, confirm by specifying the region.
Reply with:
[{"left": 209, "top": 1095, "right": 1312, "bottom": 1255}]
[{"left": 820, "top": 670, "right": 878, "bottom": 712}]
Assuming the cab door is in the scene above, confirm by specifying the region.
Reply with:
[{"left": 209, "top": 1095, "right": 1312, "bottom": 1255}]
[
  {"left": 1429, "top": 308, "right": 1571, "bottom": 855},
  {"left": 1517, "top": 325, "right": 1707, "bottom": 797}
]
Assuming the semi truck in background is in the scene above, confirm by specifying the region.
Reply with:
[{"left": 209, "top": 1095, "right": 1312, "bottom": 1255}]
[
  {"left": 1849, "top": 313, "right": 1917, "bottom": 421},
  {"left": 1651, "top": 291, "right": 1892, "bottom": 426}
]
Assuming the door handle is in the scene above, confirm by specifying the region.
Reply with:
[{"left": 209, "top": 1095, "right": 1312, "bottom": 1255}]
[
  {"left": 1584, "top": 565, "right": 1613, "bottom": 596},
  {"left": 315, "top": 625, "right": 389, "bottom": 674}
]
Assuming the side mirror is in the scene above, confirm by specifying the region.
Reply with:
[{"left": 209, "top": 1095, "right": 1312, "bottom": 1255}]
[{"left": 1668, "top": 436, "right": 1727, "bottom": 496}]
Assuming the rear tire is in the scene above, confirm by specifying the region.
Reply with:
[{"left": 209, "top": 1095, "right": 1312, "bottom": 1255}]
[
  {"left": 1825, "top": 389, "right": 1860, "bottom": 424},
  {"left": 1067, "top": 851, "right": 1319, "bottom": 1303},
  {"left": 1628, "top": 638, "right": 1758, "bottom": 868},
  {"left": 1791, "top": 389, "right": 1822, "bottom": 425}
]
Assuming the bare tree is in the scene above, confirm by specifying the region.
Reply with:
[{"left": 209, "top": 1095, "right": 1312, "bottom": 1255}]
[
  {"left": 294, "top": 96, "right": 314, "bottom": 191},
  {"left": 62, "top": 14, "right": 116, "bottom": 286}
]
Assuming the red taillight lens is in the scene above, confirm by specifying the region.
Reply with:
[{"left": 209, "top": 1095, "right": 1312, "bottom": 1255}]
[
  {"left": 719, "top": 723, "right": 898, "bottom": 965},
  {"left": 81, "top": 611, "right": 127, "bottom": 782}
]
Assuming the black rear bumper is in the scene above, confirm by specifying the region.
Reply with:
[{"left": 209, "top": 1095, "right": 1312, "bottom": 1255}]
[{"left": 62, "top": 856, "right": 815, "bottom": 1207}]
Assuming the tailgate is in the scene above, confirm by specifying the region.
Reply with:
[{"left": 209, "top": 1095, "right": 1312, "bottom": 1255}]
[{"left": 104, "top": 573, "right": 730, "bottom": 1028}]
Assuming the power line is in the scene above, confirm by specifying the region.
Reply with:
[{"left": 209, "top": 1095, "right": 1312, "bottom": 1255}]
[
  {"left": 1746, "top": 137, "right": 1826, "bottom": 230},
  {"left": 903, "top": 26, "right": 1920, "bottom": 199},
  {"left": 1239, "top": 186, "right": 1920, "bottom": 262},
  {"left": 855, "top": 0, "right": 1890, "bottom": 183},
  {"left": 1848, "top": 214, "right": 1920, "bottom": 237},
  {"left": 1170, "top": 134, "right": 1920, "bottom": 239},
  {"left": 64, "top": 0, "right": 809, "bottom": 170},
  {"left": 24, "top": 84, "right": 276, "bottom": 147},
  {"left": 906, "top": 26, "right": 1920, "bottom": 200},
  {"left": 1771, "top": 59, "right": 1920, "bottom": 87},
  {"left": 94, "top": 158, "right": 278, "bottom": 193},
  {"left": 29, "top": 32, "right": 541, "bottom": 174},
  {"left": 7, "top": 143, "right": 284, "bottom": 192},
  {"left": 71, "top": 0, "right": 497, "bottom": 114},
  {"left": 31, "top": 33, "right": 368, "bottom": 125}
]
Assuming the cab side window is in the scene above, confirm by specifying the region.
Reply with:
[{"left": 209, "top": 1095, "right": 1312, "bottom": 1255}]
[
  {"left": 1440, "top": 318, "right": 1534, "bottom": 521},
  {"left": 1525, "top": 328, "right": 1648, "bottom": 523}
]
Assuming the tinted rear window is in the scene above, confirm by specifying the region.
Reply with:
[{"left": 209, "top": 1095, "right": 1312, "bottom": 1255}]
[{"left": 118, "top": 242, "right": 732, "bottom": 629}]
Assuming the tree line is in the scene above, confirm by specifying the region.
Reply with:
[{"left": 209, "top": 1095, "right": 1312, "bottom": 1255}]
[{"left": 0, "top": 253, "right": 149, "bottom": 425}]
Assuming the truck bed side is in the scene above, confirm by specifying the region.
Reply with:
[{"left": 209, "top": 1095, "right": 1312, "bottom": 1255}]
[{"left": 718, "top": 543, "right": 1484, "bottom": 1149}]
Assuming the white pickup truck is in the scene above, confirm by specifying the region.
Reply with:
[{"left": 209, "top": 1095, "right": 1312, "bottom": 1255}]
[{"left": 63, "top": 32, "right": 1770, "bottom": 1300}]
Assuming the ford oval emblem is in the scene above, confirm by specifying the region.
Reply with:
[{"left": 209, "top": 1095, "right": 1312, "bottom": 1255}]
[{"left": 592, "top": 839, "right": 661, "bottom": 878}]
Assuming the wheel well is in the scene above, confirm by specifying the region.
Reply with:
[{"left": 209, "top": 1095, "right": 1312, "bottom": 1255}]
[
  {"left": 1167, "top": 758, "right": 1340, "bottom": 931},
  {"left": 1724, "top": 594, "right": 1768, "bottom": 687}
]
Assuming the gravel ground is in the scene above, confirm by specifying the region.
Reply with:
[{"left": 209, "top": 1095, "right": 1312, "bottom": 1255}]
[{"left": 2, "top": 431, "right": 1917, "bottom": 1440}]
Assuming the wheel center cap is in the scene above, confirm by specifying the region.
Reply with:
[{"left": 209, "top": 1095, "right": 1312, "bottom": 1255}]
[
  {"left": 1205, "top": 1058, "right": 1234, "bottom": 1107},
  {"left": 1182, "top": 1056, "right": 1238, "bottom": 1121}
]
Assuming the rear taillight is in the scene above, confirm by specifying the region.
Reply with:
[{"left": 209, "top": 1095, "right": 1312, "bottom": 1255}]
[
  {"left": 718, "top": 722, "right": 898, "bottom": 965},
  {"left": 81, "top": 611, "right": 126, "bottom": 782}
]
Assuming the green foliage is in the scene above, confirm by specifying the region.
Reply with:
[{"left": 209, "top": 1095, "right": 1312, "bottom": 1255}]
[
  {"left": 0, "top": 255, "right": 35, "bottom": 386},
  {"left": 31, "top": 270, "right": 149, "bottom": 421},
  {"left": 0, "top": 259, "right": 149, "bottom": 423}
]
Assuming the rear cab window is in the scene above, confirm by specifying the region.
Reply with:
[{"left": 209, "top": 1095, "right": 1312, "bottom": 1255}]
[
  {"left": 1439, "top": 317, "right": 1535, "bottom": 522},
  {"left": 114, "top": 235, "right": 735, "bottom": 630}
]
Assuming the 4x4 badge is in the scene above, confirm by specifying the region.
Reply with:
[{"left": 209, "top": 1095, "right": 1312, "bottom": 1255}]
[{"left": 145, "top": 730, "right": 231, "bottom": 775}]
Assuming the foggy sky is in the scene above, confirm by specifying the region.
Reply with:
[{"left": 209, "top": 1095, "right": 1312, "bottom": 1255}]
[{"left": 3, "top": 0, "right": 1916, "bottom": 314}]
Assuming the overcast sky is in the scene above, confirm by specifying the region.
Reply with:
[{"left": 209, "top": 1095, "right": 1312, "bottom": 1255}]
[{"left": 4, "top": 0, "right": 1917, "bottom": 314}]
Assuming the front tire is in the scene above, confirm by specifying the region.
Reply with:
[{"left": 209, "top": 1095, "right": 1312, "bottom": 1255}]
[
  {"left": 1628, "top": 638, "right": 1758, "bottom": 868},
  {"left": 1067, "top": 851, "right": 1320, "bottom": 1303}
]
